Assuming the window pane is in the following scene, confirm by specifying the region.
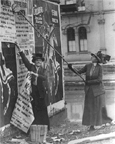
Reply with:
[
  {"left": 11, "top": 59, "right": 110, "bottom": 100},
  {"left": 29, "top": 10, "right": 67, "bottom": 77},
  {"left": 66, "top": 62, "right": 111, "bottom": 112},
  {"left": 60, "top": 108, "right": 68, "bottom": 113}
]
[
  {"left": 84, "top": 39, "right": 87, "bottom": 51},
  {"left": 79, "top": 27, "right": 87, "bottom": 39},
  {"left": 72, "top": 41, "right": 76, "bottom": 51},
  {"left": 80, "top": 40, "right": 83, "bottom": 51},
  {"left": 80, "top": 39, "right": 87, "bottom": 51},
  {"left": 69, "top": 40, "right": 76, "bottom": 52},
  {"left": 79, "top": 27, "right": 87, "bottom": 51},
  {"left": 67, "top": 28, "right": 76, "bottom": 52},
  {"left": 67, "top": 28, "right": 75, "bottom": 41}
]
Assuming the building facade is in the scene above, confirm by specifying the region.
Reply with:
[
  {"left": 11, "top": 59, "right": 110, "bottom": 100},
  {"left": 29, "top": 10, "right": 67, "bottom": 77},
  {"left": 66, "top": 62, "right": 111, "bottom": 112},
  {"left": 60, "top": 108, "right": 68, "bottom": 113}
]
[
  {"left": 60, "top": 0, "right": 115, "bottom": 63},
  {"left": 60, "top": 0, "right": 115, "bottom": 122}
]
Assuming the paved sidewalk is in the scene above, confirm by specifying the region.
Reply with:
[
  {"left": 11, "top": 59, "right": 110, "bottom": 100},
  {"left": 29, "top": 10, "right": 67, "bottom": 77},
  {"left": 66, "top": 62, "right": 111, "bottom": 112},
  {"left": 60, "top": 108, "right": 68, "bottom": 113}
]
[{"left": 1, "top": 109, "right": 115, "bottom": 144}]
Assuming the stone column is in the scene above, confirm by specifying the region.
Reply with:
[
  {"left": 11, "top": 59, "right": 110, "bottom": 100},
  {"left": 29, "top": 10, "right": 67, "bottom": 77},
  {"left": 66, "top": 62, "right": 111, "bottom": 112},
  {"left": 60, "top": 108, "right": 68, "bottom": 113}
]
[
  {"left": 98, "top": 14, "right": 106, "bottom": 52},
  {"left": 98, "top": 0, "right": 106, "bottom": 53}
]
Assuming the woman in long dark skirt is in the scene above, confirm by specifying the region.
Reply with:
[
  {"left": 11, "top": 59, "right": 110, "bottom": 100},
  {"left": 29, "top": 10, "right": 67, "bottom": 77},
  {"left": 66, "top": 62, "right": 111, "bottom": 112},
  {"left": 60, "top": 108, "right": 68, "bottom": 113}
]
[
  {"left": 16, "top": 45, "right": 50, "bottom": 132},
  {"left": 68, "top": 51, "right": 112, "bottom": 131}
]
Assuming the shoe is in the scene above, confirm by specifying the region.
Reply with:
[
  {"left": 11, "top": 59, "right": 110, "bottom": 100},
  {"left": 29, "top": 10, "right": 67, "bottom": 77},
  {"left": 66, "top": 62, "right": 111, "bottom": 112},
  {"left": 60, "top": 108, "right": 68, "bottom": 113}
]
[
  {"left": 88, "top": 125, "right": 95, "bottom": 131},
  {"left": 111, "top": 120, "right": 115, "bottom": 125}
]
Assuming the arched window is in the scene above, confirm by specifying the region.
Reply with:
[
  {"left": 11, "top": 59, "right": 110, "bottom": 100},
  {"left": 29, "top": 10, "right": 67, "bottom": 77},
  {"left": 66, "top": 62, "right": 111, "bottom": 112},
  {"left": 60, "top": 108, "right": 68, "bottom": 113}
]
[
  {"left": 78, "top": 27, "right": 87, "bottom": 52},
  {"left": 67, "top": 27, "right": 76, "bottom": 52}
]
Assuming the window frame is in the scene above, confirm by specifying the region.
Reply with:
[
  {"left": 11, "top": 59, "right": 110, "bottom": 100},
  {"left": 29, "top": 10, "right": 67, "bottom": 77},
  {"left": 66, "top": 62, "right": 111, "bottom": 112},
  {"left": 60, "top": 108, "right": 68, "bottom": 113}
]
[
  {"left": 78, "top": 26, "right": 88, "bottom": 52},
  {"left": 67, "top": 27, "right": 76, "bottom": 53}
]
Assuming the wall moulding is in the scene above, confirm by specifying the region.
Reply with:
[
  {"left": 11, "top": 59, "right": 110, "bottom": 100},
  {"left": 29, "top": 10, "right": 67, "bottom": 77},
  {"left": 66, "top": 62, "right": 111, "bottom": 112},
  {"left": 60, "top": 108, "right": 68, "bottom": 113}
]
[{"left": 62, "top": 24, "right": 91, "bottom": 35}]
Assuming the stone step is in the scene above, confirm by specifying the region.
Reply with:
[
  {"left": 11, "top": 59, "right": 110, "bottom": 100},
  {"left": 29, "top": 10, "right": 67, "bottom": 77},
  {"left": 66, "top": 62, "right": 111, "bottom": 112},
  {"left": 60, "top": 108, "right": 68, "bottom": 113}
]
[{"left": 64, "top": 64, "right": 115, "bottom": 76}]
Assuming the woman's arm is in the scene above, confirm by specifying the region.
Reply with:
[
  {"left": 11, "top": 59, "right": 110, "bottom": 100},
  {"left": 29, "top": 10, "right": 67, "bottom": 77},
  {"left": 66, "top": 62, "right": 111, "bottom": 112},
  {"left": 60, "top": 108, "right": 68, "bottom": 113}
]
[
  {"left": 19, "top": 52, "right": 32, "bottom": 71},
  {"left": 16, "top": 44, "right": 32, "bottom": 71},
  {"left": 68, "top": 64, "right": 87, "bottom": 74},
  {"left": 31, "top": 71, "right": 46, "bottom": 81}
]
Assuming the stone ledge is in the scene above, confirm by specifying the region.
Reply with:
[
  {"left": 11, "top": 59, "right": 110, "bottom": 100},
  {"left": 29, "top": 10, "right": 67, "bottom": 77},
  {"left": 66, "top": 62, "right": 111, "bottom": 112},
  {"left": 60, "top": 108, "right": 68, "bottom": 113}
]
[
  {"left": 68, "top": 132, "right": 115, "bottom": 144},
  {"left": 64, "top": 74, "right": 115, "bottom": 81},
  {"left": 65, "top": 79, "right": 115, "bottom": 91}
]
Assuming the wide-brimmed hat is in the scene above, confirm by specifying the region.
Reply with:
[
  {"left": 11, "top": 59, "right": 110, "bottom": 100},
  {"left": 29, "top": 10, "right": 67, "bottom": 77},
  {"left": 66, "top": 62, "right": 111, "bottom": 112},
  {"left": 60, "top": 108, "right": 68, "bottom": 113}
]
[
  {"left": 32, "top": 53, "right": 44, "bottom": 63},
  {"left": 91, "top": 51, "right": 111, "bottom": 64},
  {"left": 91, "top": 51, "right": 101, "bottom": 63}
]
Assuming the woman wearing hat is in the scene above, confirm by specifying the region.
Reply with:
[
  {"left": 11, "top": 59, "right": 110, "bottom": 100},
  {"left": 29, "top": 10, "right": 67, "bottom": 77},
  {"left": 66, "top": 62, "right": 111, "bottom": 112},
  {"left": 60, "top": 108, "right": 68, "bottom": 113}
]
[
  {"left": 16, "top": 45, "right": 50, "bottom": 132},
  {"left": 68, "top": 51, "right": 111, "bottom": 131}
]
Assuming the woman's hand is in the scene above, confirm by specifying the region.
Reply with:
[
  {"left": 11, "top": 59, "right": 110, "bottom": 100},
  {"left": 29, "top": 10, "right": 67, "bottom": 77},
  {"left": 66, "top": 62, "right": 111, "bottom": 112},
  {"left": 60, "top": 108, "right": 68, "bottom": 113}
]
[{"left": 68, "top": 64, "right": 72, "bottom": 69}]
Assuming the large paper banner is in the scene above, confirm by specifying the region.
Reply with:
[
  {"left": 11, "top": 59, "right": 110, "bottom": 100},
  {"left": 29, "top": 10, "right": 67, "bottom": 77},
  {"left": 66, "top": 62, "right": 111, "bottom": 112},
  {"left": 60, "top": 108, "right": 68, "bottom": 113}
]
[
  {"left": 14, "top": 0, "right": 34, "bottom": 91},
  {"left": 14, "top": 0, "right": 29, "bottom": 45},
  {"left": 14, "top": 0, "right": 34, "bottom": 51},
  {"left": 0, "top": 0, "right": 16, "bottom": 42},
  {"left": 10, "top": 72, "right": 34, "bottom": 133},
  {"left": 33, "top": 0, "right": 63, "bottom": 105}
]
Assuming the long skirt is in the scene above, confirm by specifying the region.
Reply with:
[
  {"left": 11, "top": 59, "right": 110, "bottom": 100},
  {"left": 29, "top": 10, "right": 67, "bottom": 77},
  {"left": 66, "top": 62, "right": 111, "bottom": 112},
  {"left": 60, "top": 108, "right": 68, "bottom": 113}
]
[
  {"left": 82, "top": 87, "right": 112, "bottom": 126},
  {"left": 32, "top": 103, "right": 50, "bottom": 130},
  {"left": 31, "top": 86, "right": 50, "bottom": 130}
]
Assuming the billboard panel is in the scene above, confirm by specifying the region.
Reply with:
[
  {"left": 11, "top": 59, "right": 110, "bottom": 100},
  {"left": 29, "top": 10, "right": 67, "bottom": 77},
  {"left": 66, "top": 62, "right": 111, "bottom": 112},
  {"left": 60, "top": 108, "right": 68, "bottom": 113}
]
[
  {"left": 33, "top": 0, "right": 63, "bottom": 106},
  {"left": 0, "top": 0, "right": 34, "bottom": 128},
  {"left": 0, "top": 0, "right": 64, "bottom": 129}
]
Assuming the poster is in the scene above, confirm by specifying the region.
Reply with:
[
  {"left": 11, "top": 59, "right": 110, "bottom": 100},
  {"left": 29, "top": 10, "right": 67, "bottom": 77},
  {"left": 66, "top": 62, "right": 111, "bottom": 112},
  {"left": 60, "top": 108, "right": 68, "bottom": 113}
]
[
  {"left": 10, "top": 0, "right": 35, "bottom": 132},
  {"left": 0, "top": 0, "right": 17, "bottom": 127},
  {"left": 14, "top": 0, "right": 34, "bottom": 91},
  {"left": 0, "top": 0, "right": 35, "bottom": 127},
  {"left": 14, "top": 0, "right": 29, "bottom": 45},
  {"left": 33, "top": 0, "right": 63, "bottom": 106},
  {"left": 0, "top": 0, "right": 16, "bottom": 42},
  {"left": 10, "top": 72, "right": 34, "bottom": 133}
]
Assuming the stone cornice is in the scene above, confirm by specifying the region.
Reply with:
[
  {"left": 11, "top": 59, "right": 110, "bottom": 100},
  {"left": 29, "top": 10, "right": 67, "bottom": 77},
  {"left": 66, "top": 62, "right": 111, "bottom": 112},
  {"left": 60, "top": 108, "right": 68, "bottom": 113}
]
[{"left": 61, "top": 10, "right": 115, "bottom": 17}]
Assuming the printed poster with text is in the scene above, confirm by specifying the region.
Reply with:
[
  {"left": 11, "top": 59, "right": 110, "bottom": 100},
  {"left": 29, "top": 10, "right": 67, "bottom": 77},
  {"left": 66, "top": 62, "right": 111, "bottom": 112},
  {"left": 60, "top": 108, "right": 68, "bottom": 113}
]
[
  {"left": 0, "top": 0, "right": 16, "bottom": 42},
  {"left": 10, "top": 0, "right": 35, "bottom": 132},
  {"left": 10, "top": 72, "right": 34, "bottom": 133},
  {"left": 33, "top": 0, "right": 63, "bottom": 106},
  {"left": 14, "top": 0, "right": 34, "bottom": 91}
]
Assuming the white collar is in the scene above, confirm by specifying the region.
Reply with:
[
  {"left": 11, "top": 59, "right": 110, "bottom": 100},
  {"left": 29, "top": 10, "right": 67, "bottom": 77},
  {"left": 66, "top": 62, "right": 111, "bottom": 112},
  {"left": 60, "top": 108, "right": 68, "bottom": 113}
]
[{"left": 93, "top": 63, "right": 97, "bottom": 67}]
